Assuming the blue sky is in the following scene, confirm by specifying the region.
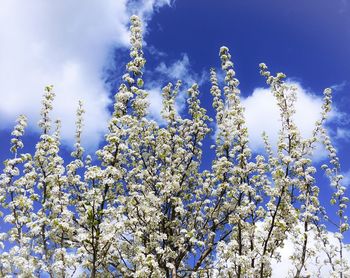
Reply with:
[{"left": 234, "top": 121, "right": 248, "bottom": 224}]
[{"left": 0, "top": 0, "right": 349, "bottom": 244}]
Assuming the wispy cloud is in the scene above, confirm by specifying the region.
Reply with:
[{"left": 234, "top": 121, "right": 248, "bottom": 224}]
[
  {"left": 0, "top": 0, "right": 171, "bottom": 150},
  {"left": 331, "top": 81, "right": 348, "bottom": 92},
  {"left": 341, "top": 168, "right": 350, "bottom": 187},
  {"left": 146, "top": 53, "right": 205, "bottom": 123},
  {"left": 154, "top": 54, "right": 205, "bottom": 87},
  {"left": 335, "top": 127, "right": 350, "bottom": 141}
]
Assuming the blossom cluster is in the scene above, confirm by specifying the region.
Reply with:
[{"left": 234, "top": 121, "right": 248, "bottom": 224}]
[{"left": 0, "top": 15, "right": 349, "bottom": 278}]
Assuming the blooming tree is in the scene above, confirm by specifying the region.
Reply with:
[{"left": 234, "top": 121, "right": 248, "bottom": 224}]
[{"left": 0, "top": 15, "right": 349, "bottom": 278}]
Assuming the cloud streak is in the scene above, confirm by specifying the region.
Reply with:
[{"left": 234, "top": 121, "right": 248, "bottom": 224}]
[{"left": 146, "top": 53, "right": 204, "bottom": 123}]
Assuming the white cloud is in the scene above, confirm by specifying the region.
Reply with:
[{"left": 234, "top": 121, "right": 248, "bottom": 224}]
[
  {"left": 148, "top": 88, "right": 166, "bottom": 124},
  {"left": 0, "top": 0, "right": 171, "bottom": 150},
  {"left": 146, "top": 53, "right": 204, "bottom": 123},
  {"left": 215, "top": 221, "right": 349, "bottom": 277},
  {"left": 331, "top": 81, "right": 347, "bottom": 92},
  {"left": 241, "top": 82, "right": 334, "bottom": 160},
  {"left": 336, "top": 127, "right": 350, "bottom": 141},
  {"left": 155, "top": 54, "right": 203, "bottom": 87},
  {"left": 129, "top": 0, "right": 173, "bottom": 21},
  {"left": 341, "top": 168, "right": 350, "bottom": 187},
  {"left": 272, "top": 227, "right": 350, "bottom": 277}
]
